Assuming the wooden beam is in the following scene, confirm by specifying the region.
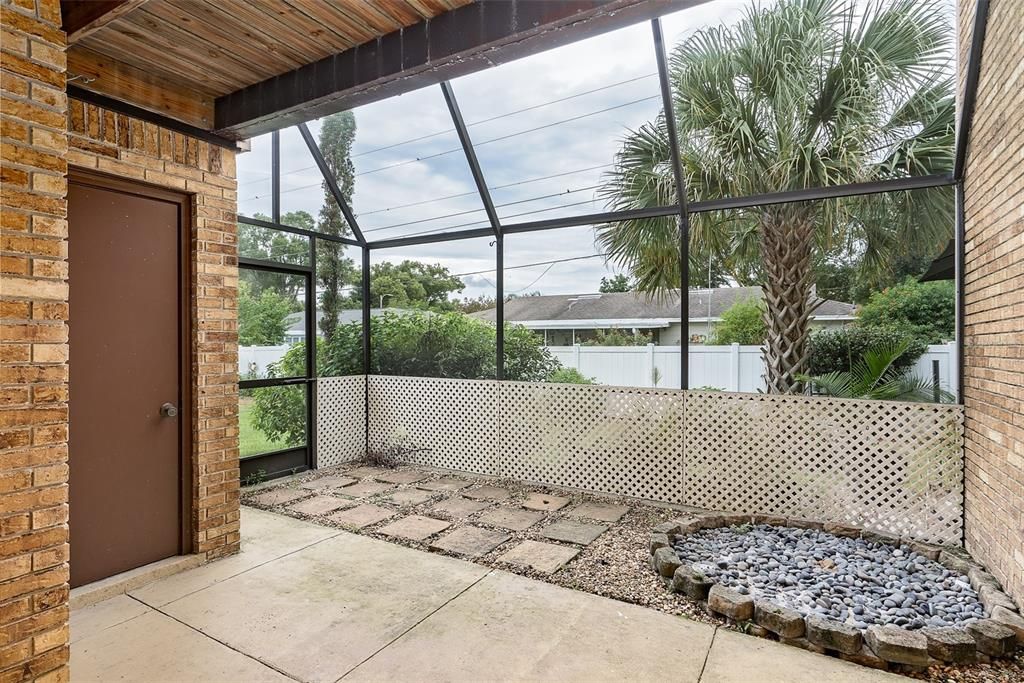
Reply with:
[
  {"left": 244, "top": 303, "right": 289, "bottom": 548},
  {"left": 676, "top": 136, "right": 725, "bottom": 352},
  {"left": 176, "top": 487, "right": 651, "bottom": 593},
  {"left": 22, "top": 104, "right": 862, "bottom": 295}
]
[
  {"left": 215, "top": 0, "right": 685, "bottom": 138},
  {"left": 67, "top": 47, "right": 215, "bottom": 129},
  {"left": 62, "top": 0, "right": 149, "bottom": 44}
]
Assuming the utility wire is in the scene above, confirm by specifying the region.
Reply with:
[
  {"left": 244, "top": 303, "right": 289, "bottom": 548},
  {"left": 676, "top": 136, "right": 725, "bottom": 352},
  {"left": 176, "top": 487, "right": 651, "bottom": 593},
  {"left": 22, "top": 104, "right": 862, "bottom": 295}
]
[
  {"left": 385, "top": 196, "right": 604, "bottom": 240},
  {"left": 354, "top": 95, "right": 660, "bottom": 178},
  {"left": 236, "top": 73, "right": 656, "bottom": 188},
  {"left": 453, "top": 252, "right": 608, "bottom": 278}
]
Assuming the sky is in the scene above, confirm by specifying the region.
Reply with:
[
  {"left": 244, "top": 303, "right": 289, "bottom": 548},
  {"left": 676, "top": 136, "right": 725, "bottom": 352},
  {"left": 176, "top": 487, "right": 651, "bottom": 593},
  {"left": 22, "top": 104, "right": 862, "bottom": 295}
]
[{"left": 235, "top": 0, "right": 953, "bottom": 303}]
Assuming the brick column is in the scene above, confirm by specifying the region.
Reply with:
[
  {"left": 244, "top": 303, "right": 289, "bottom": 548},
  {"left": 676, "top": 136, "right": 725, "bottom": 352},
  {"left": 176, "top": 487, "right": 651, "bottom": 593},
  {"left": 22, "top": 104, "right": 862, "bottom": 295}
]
[{"left": 1, "top": 0, "right": 70, "bottom": 680}]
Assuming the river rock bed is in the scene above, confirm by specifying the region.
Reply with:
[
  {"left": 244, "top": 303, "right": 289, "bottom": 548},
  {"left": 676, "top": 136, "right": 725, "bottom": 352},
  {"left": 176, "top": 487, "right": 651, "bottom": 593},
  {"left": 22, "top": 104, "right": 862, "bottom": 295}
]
[{"left": 674, "top": 524, "right": 985, "bottom": 630}]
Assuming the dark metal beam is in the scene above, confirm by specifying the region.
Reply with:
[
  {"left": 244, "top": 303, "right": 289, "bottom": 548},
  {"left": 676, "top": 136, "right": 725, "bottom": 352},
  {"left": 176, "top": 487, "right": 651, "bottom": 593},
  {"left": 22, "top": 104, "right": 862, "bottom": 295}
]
[
  {"left": 954, "top": 0, "right": 990, "bottom": 181},
  {"left": 68, "top": 85, "right": 238, "bottom": 149},
  {"left": 687, "top": 174, "right": 956, "bottom": 214},
  {"left": 237, "top": 214, "right": 361, "bottom": 247},
  {"left": 440, "top": 80, "right": 504, "bottom": 379},
  {"left": 271, "top": 130, "right": 280, "bottom": 224},
  {"left": 653, "top": 18, "right": 690, "bottom": 390},
  {"left": 367, "top": 226, "right": 495, "bottom": 250},
  {"left": 955, "top": 182, "right": 965, "bottom": 405},
  {"left": 297, "top": 122, "right": 366, "bottom": 245},
  {"left": 361, "top": 245, "right": 372, "bottom": 456},
  {"left": 441, "top": 82, "right": 501, "bottom": 236},
  {"left": 214, "top": 0, "right": 694, "bottom": 137}
]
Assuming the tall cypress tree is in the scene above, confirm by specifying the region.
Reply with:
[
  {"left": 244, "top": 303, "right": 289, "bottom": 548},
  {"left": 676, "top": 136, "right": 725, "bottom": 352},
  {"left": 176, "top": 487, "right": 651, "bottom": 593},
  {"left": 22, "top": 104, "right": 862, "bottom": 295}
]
[{"left": 316, "top": 112, "right": 357, "bottom": 343}]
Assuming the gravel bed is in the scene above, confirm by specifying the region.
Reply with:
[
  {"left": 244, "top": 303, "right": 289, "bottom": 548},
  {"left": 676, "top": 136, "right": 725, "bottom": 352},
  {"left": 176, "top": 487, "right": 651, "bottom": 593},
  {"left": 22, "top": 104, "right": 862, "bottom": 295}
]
[{"left": 675, "top": 524, "right": 986, "bottom": 630}]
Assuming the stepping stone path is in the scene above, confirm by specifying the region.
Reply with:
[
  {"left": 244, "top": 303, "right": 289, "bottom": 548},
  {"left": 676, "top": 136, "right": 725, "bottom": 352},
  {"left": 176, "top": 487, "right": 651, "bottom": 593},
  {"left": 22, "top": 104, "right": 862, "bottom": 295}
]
[
  {"left": 431, "top": 497, "right": 492, "bottom": 518},
  {"left": 378, "top": 515, "right": 451, "bottom": 542},
  {"left": 287, "top": 495, "right": 352, "bottom": 516},
  {"left": 463, "top": 485, "right": 512, "bottom": 502},
  {"left": 417, "top": 477, "right": 472, "bottom": 492},
  {"left": 252, "top": 488, "right": 309, "bottom": 507},
  {"left": 301, "top": 475, "right": 356, "bottom": 490},
  {"left": 374, "top": 470, "right": 429, "bottom": 485},
  {"left": 344, "top": 466, "right": 387, "bottom": 479},
  {"left": 385, "top": 489, "right": 437, "bottom": 507},
  {"left": 541, "top": 519, "right": 608, "bottom": 545},
  {"left": 567, "top": 502, "right": 629, "bottom": 523},
  {"left": 477, "top": 507, "right": 546, "bottom": 532},
  {"left": 499, "top": 540, "right": 579, "bottom": 574},
  {"left": 522, "top": 492, "right": 569, "bottom": 512},
  {"left": 338, "top": 481, "right": 394, "bottom": 498},
  {"left": 430, "top": 526, "right": 510, "bottom": 558},
  {"left": 328, "top": 504, "right": 395, "bottom": 530}
]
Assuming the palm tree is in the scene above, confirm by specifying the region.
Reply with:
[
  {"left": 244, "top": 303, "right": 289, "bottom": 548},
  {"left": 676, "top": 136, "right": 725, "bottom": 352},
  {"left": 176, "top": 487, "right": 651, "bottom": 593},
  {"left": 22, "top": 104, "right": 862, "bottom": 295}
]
[{"left": 598, "top": 0, "right": 954, "bottom": 393}]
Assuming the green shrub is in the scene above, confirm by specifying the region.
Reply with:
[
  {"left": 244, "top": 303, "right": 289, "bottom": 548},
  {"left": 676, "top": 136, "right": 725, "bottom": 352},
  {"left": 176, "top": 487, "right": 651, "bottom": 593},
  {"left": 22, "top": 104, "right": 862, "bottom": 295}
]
[
  {"left": 709, "top": 298, "right": 766, "bottom": 345},
  {"left": 857, "top": 278, "right": 954, "bottom": 344},
  {"left": 808, "top": 326, "right": 926, "bottom": 376},
  {"left": 546, "top": 368, "right": 596, "bottom": 384},
  {"left": 582, "top": 328, "right": 651, "bottom": 346}
]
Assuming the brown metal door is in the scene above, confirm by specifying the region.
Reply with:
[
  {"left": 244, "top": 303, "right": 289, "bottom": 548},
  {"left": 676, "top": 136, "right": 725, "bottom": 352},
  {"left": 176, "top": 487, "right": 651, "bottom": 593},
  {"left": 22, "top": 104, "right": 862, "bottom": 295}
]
[{"left": 68, "top": 177, "right": 186, "bottom": 587}]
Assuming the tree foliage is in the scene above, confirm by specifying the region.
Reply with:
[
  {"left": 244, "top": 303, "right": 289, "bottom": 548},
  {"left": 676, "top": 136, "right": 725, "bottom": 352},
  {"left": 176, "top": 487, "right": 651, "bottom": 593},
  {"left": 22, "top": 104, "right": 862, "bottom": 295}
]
[
  {"left": 857, "top": 278, "right": 954, "bottom": 344},
  {"left": 709, "top": 298, "right": 766, "bottom": 345},
  {"left": 370, "top": 260, "right": 465, "bottom": 310},
  {"left": 599, "top": 274, "right": 632, "bottom": 293},
  {"left": 237, "top": 278, "right": 297, "bottom": 346},
  {"left": 317, "top": 112, "right": 359, "bottom": 341},
  {"left": 582, "top": 328, "right": 651, "bottom": 346}
]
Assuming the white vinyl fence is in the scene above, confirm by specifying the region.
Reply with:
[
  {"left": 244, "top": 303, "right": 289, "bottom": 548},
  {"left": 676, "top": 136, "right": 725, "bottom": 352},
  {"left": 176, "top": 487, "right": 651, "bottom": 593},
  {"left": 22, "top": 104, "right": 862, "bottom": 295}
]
[
  {"left": 239, "top": 344, "right": 290, "bottom": 379},
  {"left": 548, "top": 342, "right": 958, "bottom": 398}
]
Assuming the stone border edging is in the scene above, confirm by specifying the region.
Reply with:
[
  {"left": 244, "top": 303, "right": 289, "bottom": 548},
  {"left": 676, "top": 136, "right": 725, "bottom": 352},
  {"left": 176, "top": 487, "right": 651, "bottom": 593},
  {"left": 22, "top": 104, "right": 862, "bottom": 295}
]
[{"left": 649, "top": 511, "right": 1024, "bottom": 672}]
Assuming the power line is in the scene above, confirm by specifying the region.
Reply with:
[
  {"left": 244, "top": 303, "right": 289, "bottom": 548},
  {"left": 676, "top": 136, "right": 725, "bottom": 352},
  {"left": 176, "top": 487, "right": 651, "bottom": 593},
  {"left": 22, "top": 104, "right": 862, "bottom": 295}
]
[
  {"left": 236, "top": 72, "right": 656, "bottom": 188},
  {"left": 361, "top": 184, "right": 602, "bottom": 235},
  {"left": 386, "top": 196, "right": 603, "bottom": 240},
  {"left": 453, "top": 252, "right": 608, "bottom": 278},
  {"left": 352, "top": 97, "right": 655, "bottom": 181}
]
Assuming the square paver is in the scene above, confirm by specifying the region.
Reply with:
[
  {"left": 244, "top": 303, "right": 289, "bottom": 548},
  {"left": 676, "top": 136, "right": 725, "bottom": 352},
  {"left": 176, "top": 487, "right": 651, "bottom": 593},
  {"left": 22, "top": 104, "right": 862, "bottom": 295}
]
[
  {"left": 251, "top": 488, "right": 309, "bottom": 507},
  {"left": 300, "top": 475, "right": 357, "bottom": 490},
  {"left": 431, "top": 497, "right": 492, "bottom": 518},
  {"left": 522, "top": 492, "right": 570, "bottom": 512},
  {"left": 477, "top": 507, "right": 546, "bottom": 531},
  {"left": 385, "top": 489, "right": 437, "bottom": 507},
  {"left": 567, "top": 502, "right": 630, "bottom": 523},
  {"left": 328, "top": 504, "right": 395, "bottom": 530},
  {"left": 287, "top": 495, "right": 353, "bottom": 516},
  {"left": 378, "top": 515, "right": 451, "bottom": 541},
  {"left": 338, "top": 481, "right": 395, "bottom": 498},
  {"left": 541, "top": 519, "right": 609, "bottom": 545},
  {"left": 430, "top": 526, "right": 511, "bottom": 557},
  {"left": 374, "top": 469, "right": 430, "bottom": 485},
  {"left": 499, "top": 540, "right": 580, "bottom": 574},
  {"left": 344, "top": 466, "right": 387, "bottom": 479},
  {"left": 417, "top": 477, "right": 472, "bottom": 493},
  {"left": 463, "top": 485, "right": 512, "bottom": 502}
]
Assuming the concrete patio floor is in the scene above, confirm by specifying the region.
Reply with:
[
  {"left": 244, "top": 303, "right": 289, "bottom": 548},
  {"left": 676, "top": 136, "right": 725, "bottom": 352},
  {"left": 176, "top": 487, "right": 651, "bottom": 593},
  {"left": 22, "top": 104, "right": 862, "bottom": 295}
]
[{"left": 71, "top": 507, "right": 903, "bottom": 682}]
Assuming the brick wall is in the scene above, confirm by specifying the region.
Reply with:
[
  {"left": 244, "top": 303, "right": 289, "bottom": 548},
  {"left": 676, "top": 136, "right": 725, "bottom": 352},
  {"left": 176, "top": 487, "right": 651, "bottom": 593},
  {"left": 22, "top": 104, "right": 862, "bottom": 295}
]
[
  {"left": 65, "top": 104, "right": 241, "bottom": 562},
  {"left": 960, "top": 0, "right": 1024, "bottom": 606},
  {"left": 1, "top": 0, "right": 70, "bottom": 679}
]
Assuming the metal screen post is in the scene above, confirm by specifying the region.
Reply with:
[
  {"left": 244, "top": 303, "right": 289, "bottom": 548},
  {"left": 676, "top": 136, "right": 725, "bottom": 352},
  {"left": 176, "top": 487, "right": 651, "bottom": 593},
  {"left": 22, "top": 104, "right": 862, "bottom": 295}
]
[
  {"left": 653, "top": 18, "right": 690, "bottom": 390},
  {"left": 271, "top": 130, "right": 280, "bottom": 224}
]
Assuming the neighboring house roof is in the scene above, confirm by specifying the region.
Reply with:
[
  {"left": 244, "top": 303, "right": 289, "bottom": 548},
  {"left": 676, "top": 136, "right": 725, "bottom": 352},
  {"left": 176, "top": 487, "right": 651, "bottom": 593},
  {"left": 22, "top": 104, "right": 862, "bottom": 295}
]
[
  {"left": 284, "top": 307, "right": 428, "bottom": 334},
  {"left": 470, "top": 287, "right": 856, "bottom": 328}
]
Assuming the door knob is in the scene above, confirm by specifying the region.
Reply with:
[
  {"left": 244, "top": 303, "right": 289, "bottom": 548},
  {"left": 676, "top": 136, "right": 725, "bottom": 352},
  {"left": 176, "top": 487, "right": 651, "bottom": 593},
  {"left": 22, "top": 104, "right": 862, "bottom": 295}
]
[{"left": 160, "top": 402, "right": 178, "bottom": 418}]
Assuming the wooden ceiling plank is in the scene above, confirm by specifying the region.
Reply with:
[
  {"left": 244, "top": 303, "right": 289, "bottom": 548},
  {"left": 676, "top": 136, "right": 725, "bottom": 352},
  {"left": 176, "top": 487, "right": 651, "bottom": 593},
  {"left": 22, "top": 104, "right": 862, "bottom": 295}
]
[
  {"left": 166, "top": 0, "right": 314, "bottom": 70},
  {"left": 247, "top": 0, "right": 361, "bottom": 60},
  {"left": 65, "top": 0, "right": 149, "bottom": 44},
  {"left": 67, "top": 47, "right": 215, "bottom": 128},
  {"left": 212, "top": 0, "right": 338, "bottom": 65},
  {"left": 144, "top": 2, "right": 303, "bottom": 77},
  {"left": 333, "top": 1, "right": 409, "bottom": 36},
  {"left": 76, "top": 27, "right": 240, "bottom": 94},
  {"left": 120, "top": 9, "right": 280, "bottom": 85},
  {"left": 284, "top": 0, "right": 376, "bottom": 47}
]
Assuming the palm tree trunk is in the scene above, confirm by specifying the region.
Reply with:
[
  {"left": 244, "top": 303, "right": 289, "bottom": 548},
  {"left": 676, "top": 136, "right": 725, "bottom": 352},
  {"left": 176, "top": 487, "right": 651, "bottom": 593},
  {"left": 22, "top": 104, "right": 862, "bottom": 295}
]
[{"left": 759, "top": 205, "right": 821, "bottom": 394}]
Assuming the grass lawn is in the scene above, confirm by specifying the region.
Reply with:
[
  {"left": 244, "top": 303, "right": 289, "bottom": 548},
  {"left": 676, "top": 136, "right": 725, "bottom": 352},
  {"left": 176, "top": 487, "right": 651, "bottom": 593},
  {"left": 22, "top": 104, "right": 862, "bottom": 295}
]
[{"left": 239, "top": 396, "right": 288, "bottom": 458}]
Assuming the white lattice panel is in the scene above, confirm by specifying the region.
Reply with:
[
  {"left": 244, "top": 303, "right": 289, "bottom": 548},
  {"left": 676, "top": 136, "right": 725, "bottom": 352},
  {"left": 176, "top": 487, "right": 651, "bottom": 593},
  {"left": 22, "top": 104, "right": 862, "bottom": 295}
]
[
  {"left": 683, "top": 391, "right": 964, "bottom": 545},
  {"left": 367, "top": 375, "right": 499, "bottom": 474},
  {"left": 316, "top": 375, "right": 366, "bottom": 467},
  {"left": 499, "top": 382, "right": 685, "bottom": 502}
]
